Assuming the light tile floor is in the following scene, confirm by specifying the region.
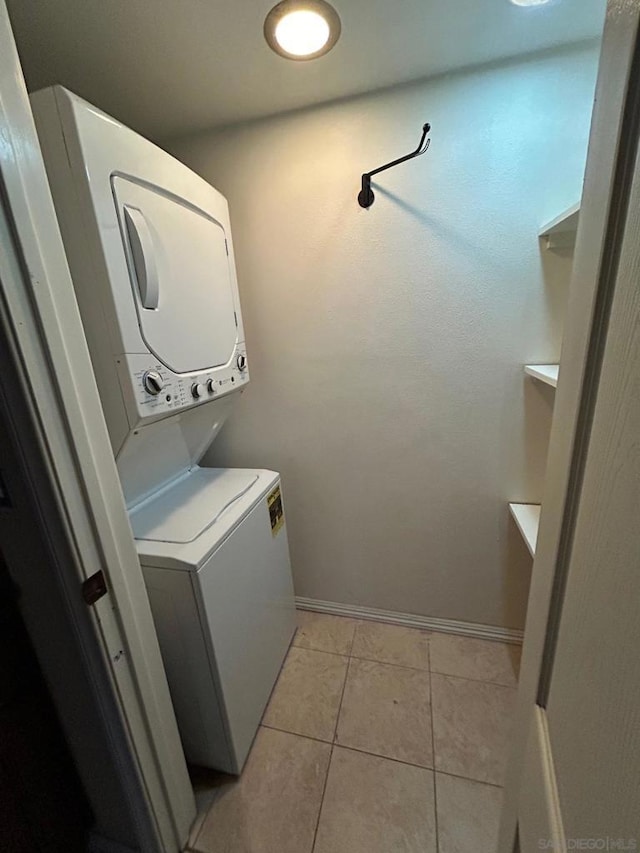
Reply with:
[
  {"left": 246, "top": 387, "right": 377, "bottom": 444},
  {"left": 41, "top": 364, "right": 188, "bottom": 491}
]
[{"left": 189, "top": 611, "right": 520, "bottom": 853}]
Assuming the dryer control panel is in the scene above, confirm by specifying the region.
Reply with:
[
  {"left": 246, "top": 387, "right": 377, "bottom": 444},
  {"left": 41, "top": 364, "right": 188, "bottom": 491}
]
[{"left": 117, "top": 348, "right": 249, "bottom": 427}]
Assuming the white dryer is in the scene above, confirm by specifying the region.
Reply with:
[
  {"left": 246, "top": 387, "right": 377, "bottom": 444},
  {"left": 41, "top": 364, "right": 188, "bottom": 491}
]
[
  {"left": 32, "top": 87, "right": 296, "bottom": 773},
  {"left": 31, "top": 85, "right": 249, "bottom": 507}
]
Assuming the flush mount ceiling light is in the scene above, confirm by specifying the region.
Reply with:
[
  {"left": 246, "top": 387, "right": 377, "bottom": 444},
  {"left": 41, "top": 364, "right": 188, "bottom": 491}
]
[
  {"left": 509, "top": 0, "right": 552, "bottom": 5},
  {"left": 264, "top": 0, "right": 341, "bottom": 61}
]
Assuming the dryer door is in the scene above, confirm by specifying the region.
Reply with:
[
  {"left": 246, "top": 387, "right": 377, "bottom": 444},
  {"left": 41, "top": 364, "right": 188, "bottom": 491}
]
[{"left": 112, "top": 176, "right": 238, "bottom": 374}]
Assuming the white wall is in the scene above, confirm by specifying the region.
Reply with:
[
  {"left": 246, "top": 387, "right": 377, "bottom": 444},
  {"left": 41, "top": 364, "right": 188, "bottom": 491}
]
[{"left": 169, "top": 43, "right": 599, "bottom": 629}]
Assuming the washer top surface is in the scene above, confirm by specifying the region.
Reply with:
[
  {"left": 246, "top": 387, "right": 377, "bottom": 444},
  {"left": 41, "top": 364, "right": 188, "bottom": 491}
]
[{"left": 130, "top": 467, "right": 280, "bottom": 570}]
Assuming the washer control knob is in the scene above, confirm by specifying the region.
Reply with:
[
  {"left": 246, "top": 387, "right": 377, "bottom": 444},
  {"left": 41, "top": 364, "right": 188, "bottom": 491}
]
[
  {"left": 207, "top": 379, "right": 217, "bottom": 393},
  {"left": 143, "top": 370, "right": 164, "bottom": 396},
  {"left": 236, "top": 353, "right": 247, "bottom": 372},
  {"left": 191, "top": 383, "right": 205, "bottom": 399}
]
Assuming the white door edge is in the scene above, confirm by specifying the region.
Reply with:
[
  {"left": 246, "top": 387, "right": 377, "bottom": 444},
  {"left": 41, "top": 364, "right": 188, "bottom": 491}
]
[
  {"left": 499, "top": 4, "right": 640, "bottom": 850},
  {"left": 0, "top": 5, "right": 195, "bottom": 850}
]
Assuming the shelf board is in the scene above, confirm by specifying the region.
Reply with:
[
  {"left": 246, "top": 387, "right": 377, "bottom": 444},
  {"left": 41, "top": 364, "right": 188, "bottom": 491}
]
[
  {"left": 509, "top": 503, "right": 541, "bottom": 557},
  {"left": 539, "top": 203, "right": 580, "bottom": 249},
  {"left": 524, "top": 364, "right": 559, "bottom": 388}
]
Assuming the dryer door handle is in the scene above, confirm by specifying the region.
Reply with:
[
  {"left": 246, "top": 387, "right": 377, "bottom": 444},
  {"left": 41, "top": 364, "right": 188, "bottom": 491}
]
[{"left": 123, "top": 206, "right": 160, "bottom": 309}]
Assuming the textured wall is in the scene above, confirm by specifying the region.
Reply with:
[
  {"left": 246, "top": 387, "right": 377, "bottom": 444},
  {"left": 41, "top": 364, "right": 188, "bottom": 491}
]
[{"left": 169, "top": 43, "right": 599, "bottom": 628}]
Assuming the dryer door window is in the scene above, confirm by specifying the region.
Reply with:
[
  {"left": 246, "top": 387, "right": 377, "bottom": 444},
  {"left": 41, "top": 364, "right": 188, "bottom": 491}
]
[{"left": 113, "top": 176, "right": 238, "bottom": 374}]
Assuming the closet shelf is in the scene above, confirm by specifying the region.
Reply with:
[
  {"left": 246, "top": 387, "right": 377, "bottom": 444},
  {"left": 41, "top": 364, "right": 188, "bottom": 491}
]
[
  {"left": 539, "top": 203, "right": 580, "bottom": 250},
  {"left": 524, "top": 364, "right": 559, "bottom": 388},
  {"left": 509, "top": 503, "right": 540, "bottom": 557}
]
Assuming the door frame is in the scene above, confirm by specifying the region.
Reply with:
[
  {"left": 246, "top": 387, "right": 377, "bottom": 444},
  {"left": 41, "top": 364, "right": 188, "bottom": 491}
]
[
  {"left": 499, "top": 2, "right": 640, "bottom": 850},
  {"left": 0, "top": 4, "right": 195, "bottom": 850}
]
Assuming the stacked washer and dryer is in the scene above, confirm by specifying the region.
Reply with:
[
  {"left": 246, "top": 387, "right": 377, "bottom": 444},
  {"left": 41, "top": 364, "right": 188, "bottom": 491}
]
[{"left": 32, "top": 87, "right": 296, "bottom": 774}]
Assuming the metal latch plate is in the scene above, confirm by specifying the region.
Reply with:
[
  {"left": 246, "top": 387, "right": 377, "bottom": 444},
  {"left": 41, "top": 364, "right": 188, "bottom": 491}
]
[{"left": 82, "top": 570, "right": 108, "bottom": 605}]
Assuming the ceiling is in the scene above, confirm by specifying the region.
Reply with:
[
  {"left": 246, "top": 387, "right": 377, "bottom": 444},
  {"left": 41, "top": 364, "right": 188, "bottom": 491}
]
[{"left": 8, "top": 0, "right": 606, "bottom": 141}]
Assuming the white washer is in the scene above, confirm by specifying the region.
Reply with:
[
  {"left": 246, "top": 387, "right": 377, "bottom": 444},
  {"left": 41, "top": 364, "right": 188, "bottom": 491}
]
[
  {"left": 130, "top": 468, "right": 295, "bottom": 774},
  {"left": 32, "top": 87, "right": 297, "bottom": 773}
]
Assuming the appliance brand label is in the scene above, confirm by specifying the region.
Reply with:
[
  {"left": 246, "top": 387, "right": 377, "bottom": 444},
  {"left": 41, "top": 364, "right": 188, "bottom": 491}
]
[{"left": 267, "top": 485, "right": 284, "bottom": 537}]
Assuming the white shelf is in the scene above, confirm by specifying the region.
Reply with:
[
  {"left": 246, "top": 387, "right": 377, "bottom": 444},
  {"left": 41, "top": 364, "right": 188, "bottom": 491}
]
[
  {"left": 509, "top": 503, "right": 541, "bottom": 557},
  {"left": 539, "top": 203, "right": 580, "bottom": 249},
  {"left": 524, "top": 364, "right": 559, "bottom": 388}
]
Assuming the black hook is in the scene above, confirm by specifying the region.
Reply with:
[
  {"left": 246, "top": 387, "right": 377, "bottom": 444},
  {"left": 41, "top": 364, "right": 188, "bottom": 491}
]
[{"left": 358, "top": 123, "right": 431, "bottom": 209}]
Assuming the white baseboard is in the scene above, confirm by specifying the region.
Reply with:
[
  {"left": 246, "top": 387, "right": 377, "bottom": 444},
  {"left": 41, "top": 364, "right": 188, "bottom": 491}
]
[{"left": 295, "top": 596, "right": 524, "bottom": 644}]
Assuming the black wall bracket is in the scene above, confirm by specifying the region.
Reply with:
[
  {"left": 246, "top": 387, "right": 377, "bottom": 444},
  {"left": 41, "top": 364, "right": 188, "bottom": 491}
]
[{"left": 358, "top": 123, "right": 431, "bottom": 209}]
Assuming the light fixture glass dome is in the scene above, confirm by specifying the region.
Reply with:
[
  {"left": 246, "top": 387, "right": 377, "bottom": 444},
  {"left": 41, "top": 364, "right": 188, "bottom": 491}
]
[
  {"left": 264, "top": 1, "right": 341, "bottom": 61},
  {"left": 274, "top": 10, "right": 330, "bottom": 56}
]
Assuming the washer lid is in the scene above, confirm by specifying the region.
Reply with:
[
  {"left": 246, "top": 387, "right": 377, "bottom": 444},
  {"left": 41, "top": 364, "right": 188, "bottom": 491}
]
[
  {"left": 130, "top": 468, "right": 262, "bottom": 546},
  {"left": 113, "top": 176, "right": 238, "bottom": 374}
]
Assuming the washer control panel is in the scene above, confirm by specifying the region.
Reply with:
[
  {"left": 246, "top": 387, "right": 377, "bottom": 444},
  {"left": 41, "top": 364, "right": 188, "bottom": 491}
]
[{"left": 118, "top": 347, "right": 249, "bottom": 426}]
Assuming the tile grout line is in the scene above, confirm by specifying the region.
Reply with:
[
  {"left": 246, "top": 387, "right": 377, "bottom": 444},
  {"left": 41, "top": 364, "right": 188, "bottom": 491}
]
[
  {"left": 349, "top": 652, "right": 431, "bottom": 673},
  {"left": 311, "top": 647, "right": 352, "bottom": 853},
  {"left": 310, "top": 741, "right": 333, "bottom": 853},
  {"left": 311, "top": 619, "right": 357, "bottom": 852},
  {"left": 260, "top": 722, "right": 333, "bottom": 746},
  {"left": 428, "top": 639, "right": 440, "bottom": 853},
  {"left": 434, "top": 767, "right": 505, "bottom": 790},
  {"left": 346, "top": 620, "right": 358, "bottom": 657},
  {"left": 332, "top": 652, "right": 352, "bottom": 747},
  {"left": 324, "top": 741, "right": 434, "bottom": 772},
  {"left": 297, "top": 644, "right": 517, "bottom": 689},
  {"left": 292, "top": 642, "right": 350, "bottom": 660},
  {"left": 259, "top": 726, "right": 505, "bottom": 789},
  {"left": 429, "top": 669, "right": 518, "bottom": 691}
]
